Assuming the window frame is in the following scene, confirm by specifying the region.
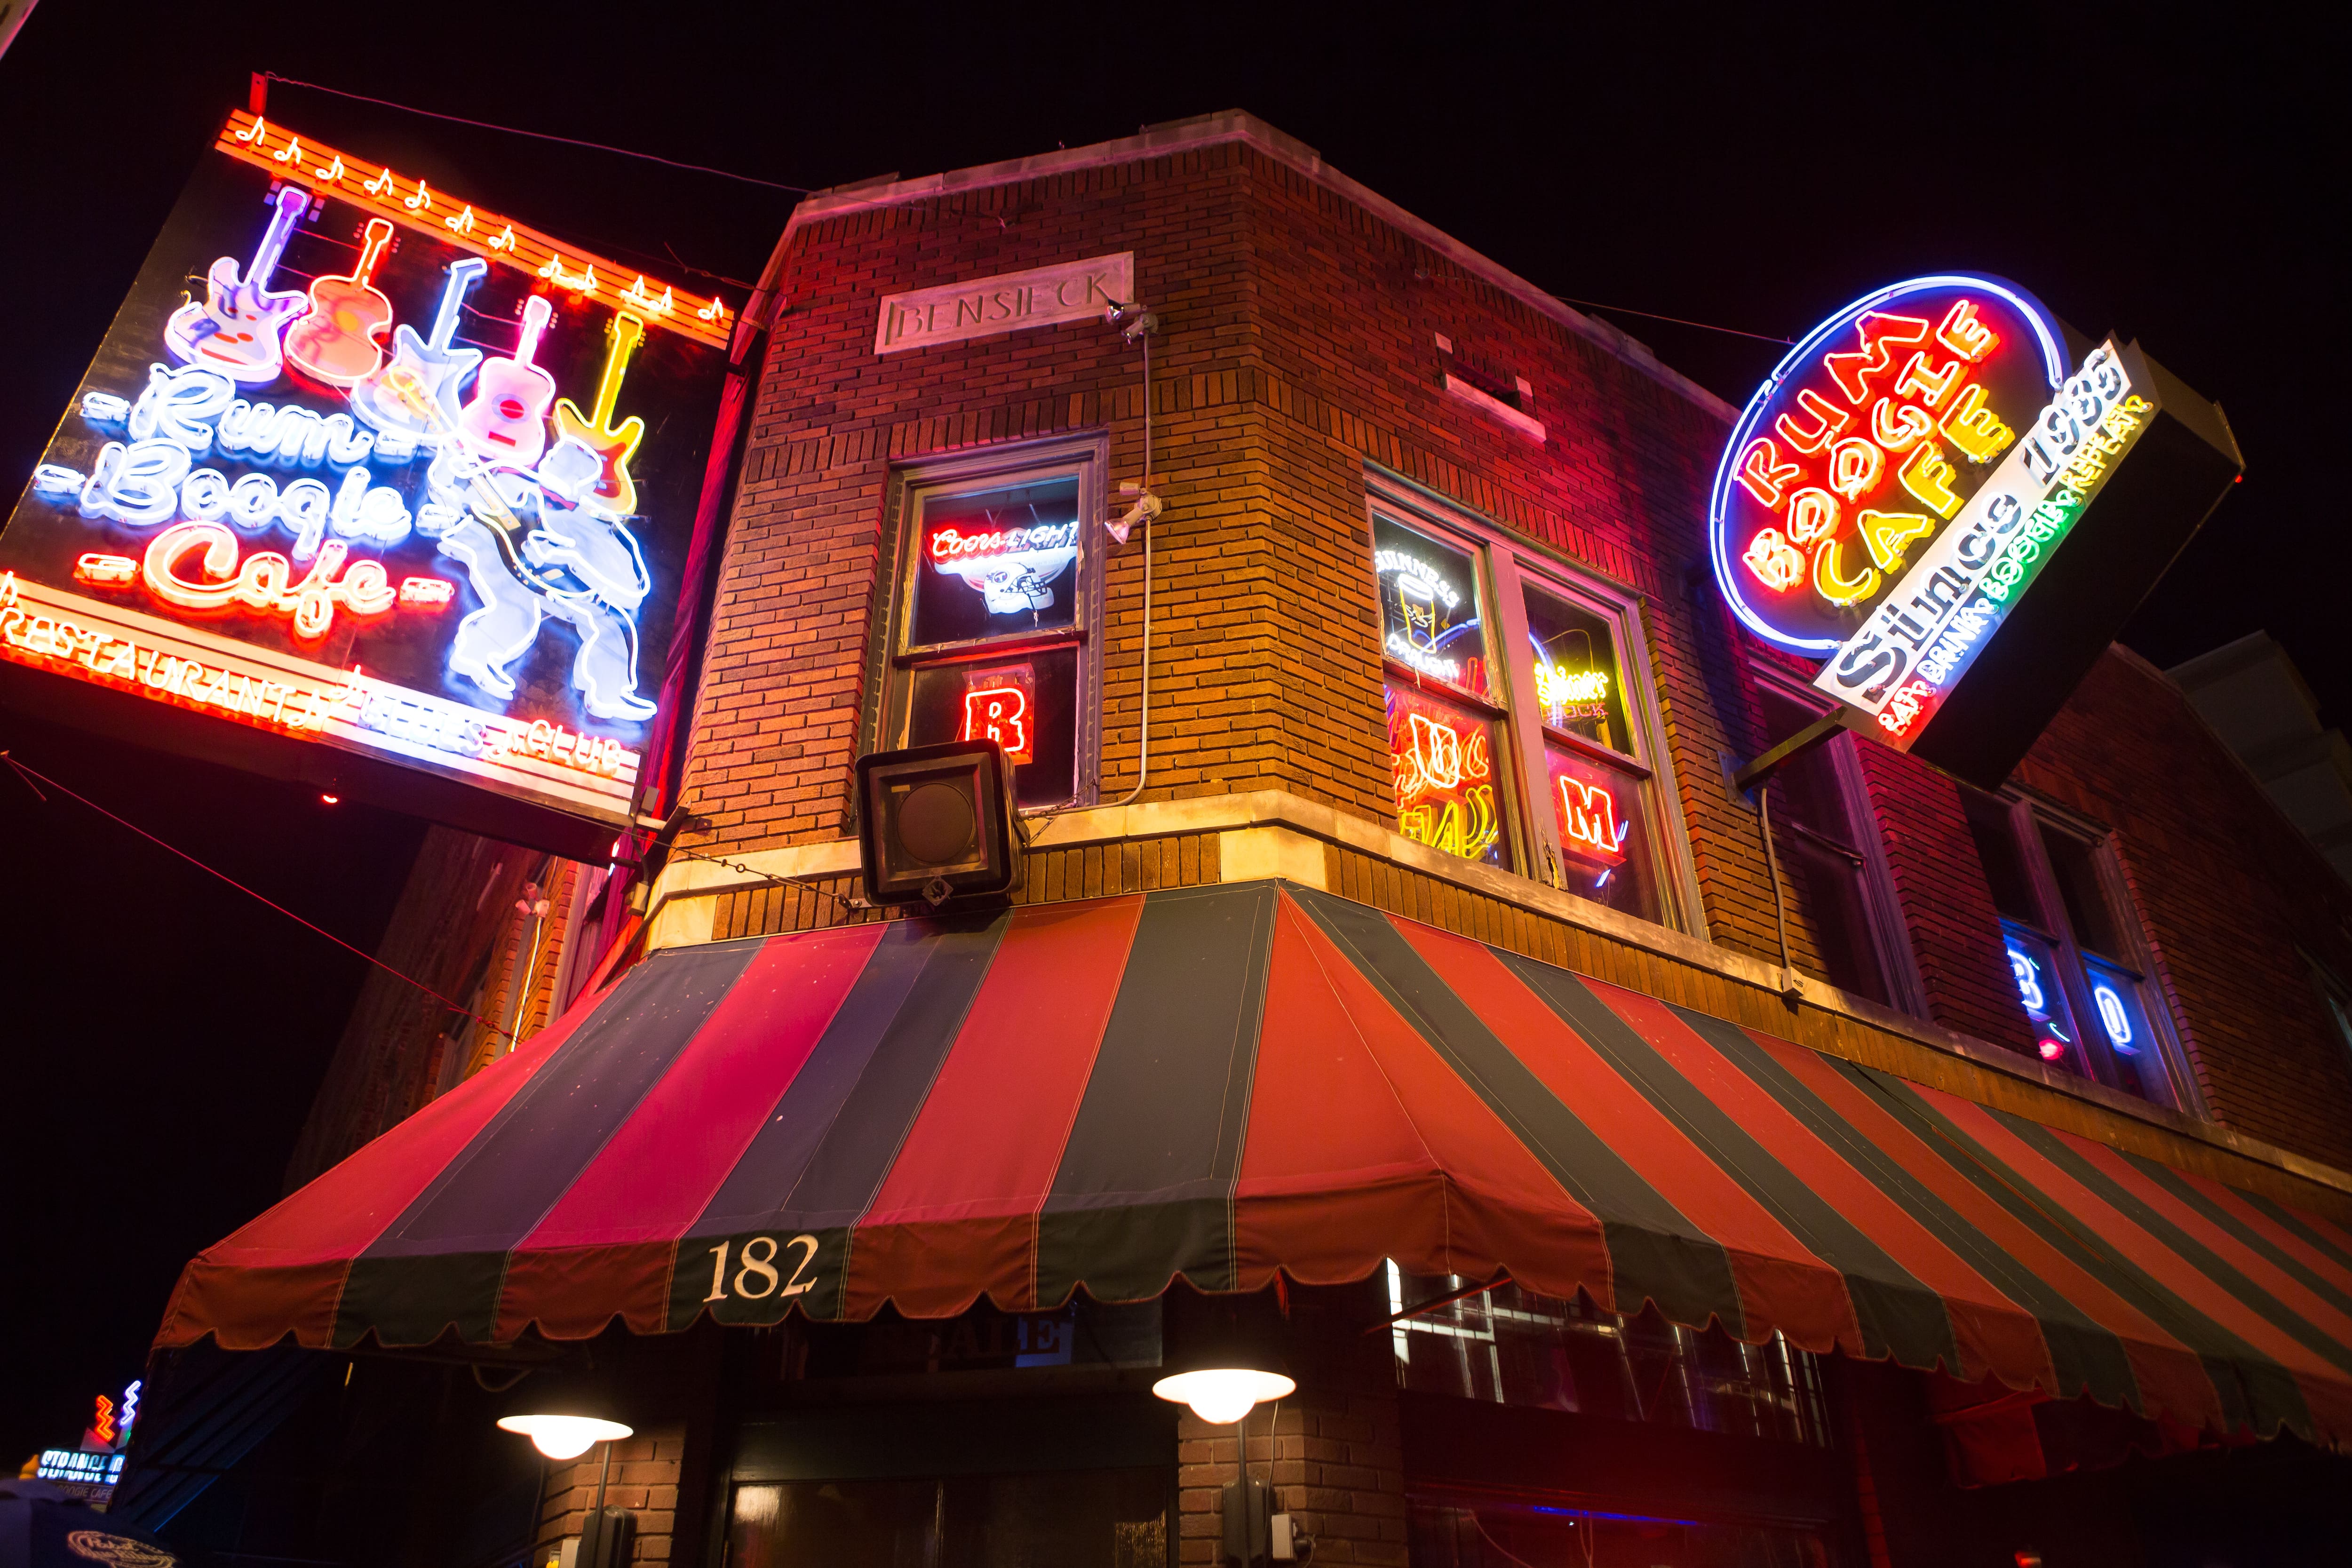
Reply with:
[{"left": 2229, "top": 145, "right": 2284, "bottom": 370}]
[
  {"left": 1747, "top": 664, "right": 1928, "bottom": 1016},
  {"left": 870, "top": 434, "right": 1108, "bottom": 813},
  {"left": 1988, "top": 790, "right": 2201, "bottom": 1114},
  {"left": 1366, "top": 473, "right": 1704, "bottom": 934}
]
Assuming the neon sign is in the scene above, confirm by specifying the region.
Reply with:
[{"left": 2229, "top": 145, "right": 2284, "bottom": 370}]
[
  {"left": 2092, "top": 980, "right": 2137, "bottom": 1053},
  {"left": 1374, "top": 544, "right": 1482, "bottom": 689},
  {"left": 1556, "top": 775, "right": 1629, "bottom": 865},
  {"left": 214, "top": 110, "right": 728, "bottom": 351},
  {"left": 1708, "top": 274, "right": 2171, "bottom": 756},
  {"left": 927, "top": 519, "right": 1079, "bottom": 616},
  {"left": 0, "top": 111, "right": 731, "bottom": 840},
  {"left": 1386, "top": 685, "right": 1502, "bottom": 865}
]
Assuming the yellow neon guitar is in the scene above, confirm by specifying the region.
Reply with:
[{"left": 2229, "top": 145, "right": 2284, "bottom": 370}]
[{"left": 552, "top": 313, "right": 646, "bottom": 517}]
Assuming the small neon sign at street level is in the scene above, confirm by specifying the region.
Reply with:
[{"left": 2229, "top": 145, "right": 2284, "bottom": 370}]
[{"left": 1707, "top": 275, "right": 2161, "bottom": 754}]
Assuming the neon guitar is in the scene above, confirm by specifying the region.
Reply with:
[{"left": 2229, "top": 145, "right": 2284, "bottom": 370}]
[
  {"left": 164, "top": 185, "right": 310, "bottom": 384},
  {"left": 551, "top": 312, "right": 645, "bottom": 517},
  {"left": 456, "top": 295, "right": 555, "bottom": 467},
  {"left": 285, "top": 218, "right": 397, "bottom": 387},
  {"left": 350, "top": 256, "right": 486, "bottom": 438}
]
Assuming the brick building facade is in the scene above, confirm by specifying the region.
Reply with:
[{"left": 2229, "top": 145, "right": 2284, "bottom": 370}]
[{"left": 215, "top": 112, "right": 2352, "bottom": 1566}]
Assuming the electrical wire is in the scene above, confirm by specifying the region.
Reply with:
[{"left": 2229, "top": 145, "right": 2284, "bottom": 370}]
[
  {"left": 260, "top": 73, "right": 812, "bottom": 193},
  {"left": 1757, "top": 779, "right": 1800, "bottom": 998},
  {"left": 1104, "top": 324, "right": 1155, "bottom": 808},
  {"left": 1549, "top": 292, "right": 1794, "bottom": 346},
  {"left": 0, "top": 751, "right": 515, "bottom": 1040}
]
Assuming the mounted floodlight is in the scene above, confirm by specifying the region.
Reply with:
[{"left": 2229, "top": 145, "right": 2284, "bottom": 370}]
[{"left": 855, "top": 740, "right": 1020, "bottom": 907}]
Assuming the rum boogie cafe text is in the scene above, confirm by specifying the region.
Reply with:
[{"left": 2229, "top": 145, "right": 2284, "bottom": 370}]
[{"left": 1707, "top": 275, "right": 2166, "bottom": 755}]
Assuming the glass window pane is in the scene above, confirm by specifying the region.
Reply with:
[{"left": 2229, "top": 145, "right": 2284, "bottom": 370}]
[
  {"left": 1520, "top": 583, "right": 1629, "bottom": 755},
  {"left": 2004, "top": 925, "right": 2087, "bottom": 1076},
  {"left": 1387, "top": 681, "right": 1510, "bottom": 868},
  {"left": 1542, "top": 743, "right": 1655, "bottom": 920},
  {"left": 1372, "top": 514, "right": 1491, "bottom": 700},
  {"left": 2085, "top": 956, "right": 2169, "bottom": 1104},
  {"left": 907, "top": 647, "right": 1078, "bottom": 808},
  {"left": 1964, "top": 790, "right": 2039, "bottom": 923},
  {"left": 1410, "top": 1494, "right": 1832, "bottom": 1568},
  {"left": 2041, "top": 824, "right": 2124, "bottom": 955},
  {"left": 909, "top": 478, "right": 1081, "bottom": 648}
]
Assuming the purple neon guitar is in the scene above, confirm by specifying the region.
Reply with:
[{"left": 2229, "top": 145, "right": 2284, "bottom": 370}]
[{"left": 164, "top": 185, "right": 310, "bottom": 385}]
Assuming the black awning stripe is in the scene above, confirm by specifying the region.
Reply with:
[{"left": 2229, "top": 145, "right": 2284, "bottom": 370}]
[
  {"left": 1853, "top": 1069, "right": 2301, "bottom": 1435},
  {"left": 2236, "top": 1189, "right": 2352, "bottom": 1277},
  {"left": 1530, "top": 991, "right": 1947, "bottom": 1369},
  {"left": 1287, "top": 887, "right": 1745, "bottom": 1337},
  {"left": 2121, "top": 1155, "right": 2352, "bottom": 1324},
  {"left": 1729, "top": 1045, "right": 2138, "bottom": 1409},
  {"left": 1036, "top": 883, "right": 1279, "bottom": 1299},
  {"left": 2006, "top": 1118, "right": 2352, "bottom": 1381},
  {"left": 338, "top": 942, "right": 756, "bottom": 1343},
  {"left": 690, "top": 910, "right": 1008, "bottom": 1239}
]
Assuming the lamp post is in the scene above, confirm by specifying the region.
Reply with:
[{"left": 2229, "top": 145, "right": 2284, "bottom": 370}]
[{"left": 1152, "top": 1291, "right": 1303, "bottom": 1564}]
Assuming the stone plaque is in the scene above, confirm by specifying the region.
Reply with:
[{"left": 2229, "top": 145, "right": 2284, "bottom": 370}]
[{"left": 874, "top": 253, "right": 1134, "bottom": 354}]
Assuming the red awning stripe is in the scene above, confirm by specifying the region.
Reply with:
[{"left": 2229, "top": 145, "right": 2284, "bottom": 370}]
[{"left": 154, "top": 880, "right": 2352, "bottom": 1448}]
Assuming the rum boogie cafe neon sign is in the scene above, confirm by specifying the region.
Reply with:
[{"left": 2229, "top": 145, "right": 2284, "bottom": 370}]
[
  {"left": 1709, "top": 274, "right": 2240, "bottom": 785},
  {"left": 0, "top": 111, "right": 731, "bottom": 848}
]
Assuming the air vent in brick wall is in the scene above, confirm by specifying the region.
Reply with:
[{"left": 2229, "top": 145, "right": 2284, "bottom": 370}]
[{"left": 1434, "top": 335, "right": 1532, "bottom": 410}]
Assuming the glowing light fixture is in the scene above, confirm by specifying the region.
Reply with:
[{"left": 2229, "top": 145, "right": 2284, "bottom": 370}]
[
  {"left": 497, "top": 1411, "right": 632, "bottom": 1461},
  {"left": 1152, "top": 1289, "right": 1295, "bottom": 1426},
  {"left": 1150, "top": 1367, "right": 1295, "bottom": 1426}
]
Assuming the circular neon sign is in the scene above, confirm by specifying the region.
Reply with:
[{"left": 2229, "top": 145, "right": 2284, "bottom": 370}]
[{"left": 1708, "top": 275, "right": 2068, "bottom": 655}]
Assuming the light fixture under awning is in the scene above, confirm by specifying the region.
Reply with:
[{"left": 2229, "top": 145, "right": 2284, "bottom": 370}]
[{"left": 157, "top": 880, "right": 2352, "bottom": 1451}]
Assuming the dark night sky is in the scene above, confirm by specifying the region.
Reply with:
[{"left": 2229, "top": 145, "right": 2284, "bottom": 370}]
[{"left": 0, "top": 4, "right": 2339, "bottom": 1465}]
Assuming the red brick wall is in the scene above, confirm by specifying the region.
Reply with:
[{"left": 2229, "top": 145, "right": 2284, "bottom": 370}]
[{"left": 2014, "top": 650, "right": 2352, "bottom": 1166}]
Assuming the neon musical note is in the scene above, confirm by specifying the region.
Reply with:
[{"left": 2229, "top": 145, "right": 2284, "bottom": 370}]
[
  {"left": 317, "top": 153, "right": 345, "bottom": 183},
  {"left": 364, "top": 165, "right": 397, "bottom": 197},
  {"left": 696, "top": 294, "right": 727, "bottom": 323},
  {"left": 487, "top": 224, "right": 516, "bottom": 252},
  {"left": 404, "top": 179, "right": 434, "bottom": 212},
  {"left": 445, "top": 204, "right": 475, "bottom": 235},
  {"left": 537, "top": 255, "right": 597, "bottom": 294},
  {"left": 236, "top": 117, "right": 267, "bottom": 144},
  {"left": 273, "top": 136, "right": 304, "bottom": 167}
]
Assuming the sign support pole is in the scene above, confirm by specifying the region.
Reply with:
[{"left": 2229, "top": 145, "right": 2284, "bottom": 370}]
[{"left": 1732, "top": 712, "right": 1848, "bottom": 796}]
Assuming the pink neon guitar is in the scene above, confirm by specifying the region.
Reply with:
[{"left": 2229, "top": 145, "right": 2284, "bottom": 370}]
[
  {"left": 284, "top": 217, "right": 397, "bottom": 387},
  {"left": 456, "top": 294, "right": 556, "bottom": 466},
  {"left": 164, "top": 185, "right": 310, "bottom": 384}
]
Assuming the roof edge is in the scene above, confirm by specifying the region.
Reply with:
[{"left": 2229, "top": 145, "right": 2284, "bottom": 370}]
[{"left": 751, "top": 110, "right": 1738, "bottom": 424}]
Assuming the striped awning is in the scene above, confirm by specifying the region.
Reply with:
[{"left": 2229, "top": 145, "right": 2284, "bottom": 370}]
[{"left": 159, "top": 880, "right": 2352, "bottom": 1447}]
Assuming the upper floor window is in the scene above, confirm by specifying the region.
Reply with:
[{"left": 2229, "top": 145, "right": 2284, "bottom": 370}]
[
  {"left": 1751, "top": 677, "right": 1921, "bottom": 1012},
  {"left": 879, "top": 441, "right": 1104, "bottom": 811},
  {"left": 1368, "top": 480, "right": 1699, "bottom": 929},
  {"left": 1962, "top": 789, "right": 2190, "bottom": 1109}
]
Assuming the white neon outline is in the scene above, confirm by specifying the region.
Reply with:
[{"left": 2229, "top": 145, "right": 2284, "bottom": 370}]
[{"left": 1706, "top": 274, "right": 2067, "bottom": 655}]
